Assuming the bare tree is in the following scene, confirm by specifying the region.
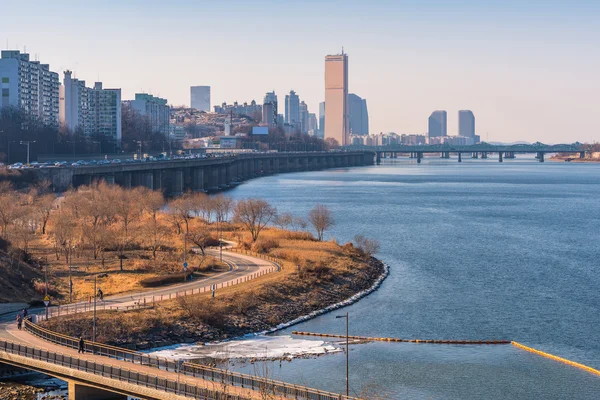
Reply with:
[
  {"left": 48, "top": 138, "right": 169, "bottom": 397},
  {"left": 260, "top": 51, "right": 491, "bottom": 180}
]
[
  {"left": 49, "top": 211, "right": 77, "bottom": 262},
  {"left": 31, "top": 192, "right": 56, "bottom": 235},
  {"left": 188, "top": 225, "right": 212, "bottom": 256},
  {"left": 353, "top": 234, "right": 380, "bottom": 257},
  {"left": 0, "top": 189, "right": 19, "bottom": 238},
  {"left": 233, "top": 199, "right": 277, "bottom": 242},
  {"left": 168, "top": 193, "right": 196, "bottom": 234},
  {"left": 308, "top": 204, "right": 334, "bottom": 241},
  {"left": 112, "top": 187, "right": 143, "bottom": 270},
  {"left": 275, "top": 212, "right": 293, "bottom": 230},
  {"left": 291, "top": 216, "right": 307, "bottom": 232},
  {"left": 140, "top": 189, "right": 166, "bottom": 260},
  {"left": 213, "top": 194, "right": 234, "bottom": 224}
]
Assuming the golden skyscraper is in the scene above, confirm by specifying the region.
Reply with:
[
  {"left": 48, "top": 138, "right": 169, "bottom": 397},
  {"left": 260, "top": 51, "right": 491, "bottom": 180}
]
[{"left": 324, "top": 51, "right": 349, "bottom": 146}]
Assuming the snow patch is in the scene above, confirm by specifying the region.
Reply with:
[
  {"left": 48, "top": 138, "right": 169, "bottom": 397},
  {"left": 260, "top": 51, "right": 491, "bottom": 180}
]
[{"left": 148, "top": 335, "right": 341, "bottom": 360}]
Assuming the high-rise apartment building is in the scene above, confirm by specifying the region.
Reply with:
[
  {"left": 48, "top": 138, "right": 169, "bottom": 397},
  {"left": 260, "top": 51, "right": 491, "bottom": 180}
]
[
  {"left": 324, "top": 52, "right": 349, "bottom": 146},
  {"left": 60, "top": 71, "right": 122, "bottom": 142},
  {"left": 428, "top": 110, "right": 447, "bottom": 138},
  {"left": 299, "top": 101, "right": 309, "bottom": 134},
  {"left": 190, "top": 86, "right": 211, "bottom": 111},
  {"left": 348, "top": 93, "right": 369, "bottom": 135},
  {"left": 318, "top": 102, "right": 325, "bottom": 138},
  {"left": 458, "top": 110, "right": 475, "bottom": 138},
  {"left": 0, "top": 50, "right": 59, "bottom": 127},
  {"left": 285, "top": 90, "right": 300, "bottom": 129},
  {"left": 128, "top": 93, "right": 170, "bottom": 136},
  {"left": 262, "top": 91, "right": 278, "bottom": 127}
]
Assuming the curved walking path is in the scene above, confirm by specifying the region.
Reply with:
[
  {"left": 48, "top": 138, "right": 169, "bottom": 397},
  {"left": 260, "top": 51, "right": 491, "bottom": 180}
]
[
  {"left": 0, "top": 247, "right": 276, "bottom": 324},
  {"left": 0, "top": 248, "right": 287, "bottom": 399}
]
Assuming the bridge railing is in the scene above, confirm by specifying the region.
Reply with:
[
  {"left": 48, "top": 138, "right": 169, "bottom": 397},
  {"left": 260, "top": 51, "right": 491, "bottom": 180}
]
[
  {"left": 0, "top": 338, "right": 249, "bottom": 399},
  {"left": 24, "top": 320, "right": 357, "bottom": 400}
]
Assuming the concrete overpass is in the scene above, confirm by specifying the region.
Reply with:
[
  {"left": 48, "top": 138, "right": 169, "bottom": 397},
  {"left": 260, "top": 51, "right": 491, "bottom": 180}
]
[
  {"left": 35, "top": 151, "right": 373, "bottom": 194},
  {"left": 344, "top": 143, "right": 583, "bottom": 164}
]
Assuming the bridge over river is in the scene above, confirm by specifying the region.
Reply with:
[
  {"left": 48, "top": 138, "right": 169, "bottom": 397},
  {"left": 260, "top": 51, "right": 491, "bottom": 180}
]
[
  {"left": 345, "top": 143, "right": 583, "bottom": 164},
  {"left": 35, "top": 151, "right": 373, "bottom": 195}
]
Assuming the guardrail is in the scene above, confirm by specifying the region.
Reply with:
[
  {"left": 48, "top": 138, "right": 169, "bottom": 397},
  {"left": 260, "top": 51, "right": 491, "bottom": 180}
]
[
  {"left": 24, "top": 320, "right": 358, "bottom": 400},
  {"left": 40, "top": 262, "right": 278, "bottom": 318},
  {"left": 0, "top": 338, "right": 249, "bottom": 399}
]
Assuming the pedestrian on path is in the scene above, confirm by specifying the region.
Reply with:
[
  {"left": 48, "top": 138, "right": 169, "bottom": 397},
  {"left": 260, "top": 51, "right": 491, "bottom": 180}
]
[
  {"left": 78, "top": 336, "right": 85, "bottom": 354},
  {"left": 97, "top": 288, "right": 104, "bottom": 302},
  {"left": 16, "top": 314, "right": 22, "bottom": 330}
]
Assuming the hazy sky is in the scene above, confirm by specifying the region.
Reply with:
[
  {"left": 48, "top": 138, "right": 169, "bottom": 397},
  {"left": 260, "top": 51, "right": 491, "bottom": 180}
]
[{"left": 2, "top": 0, "right": 599, "bottom": 143}]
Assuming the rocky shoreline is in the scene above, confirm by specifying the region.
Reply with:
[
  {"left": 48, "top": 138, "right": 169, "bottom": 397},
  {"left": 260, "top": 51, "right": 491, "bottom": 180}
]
[
  {"left": 42, "top": 256, "right": 388, "bottom": 352},
  {"left": 133, "top": 257, "right": 388, "bottom": 350}
]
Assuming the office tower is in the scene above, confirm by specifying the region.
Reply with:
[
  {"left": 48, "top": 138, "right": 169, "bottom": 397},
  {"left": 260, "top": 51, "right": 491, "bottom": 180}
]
[
  {"left": 190, "top": 86, "right": 211, "bottom": 111},
  {"left": 300, "top": 101, "right": 309, "bottom": 134},
  {"left": 428, "top": 110, "right": 447, "bottom": 137},
  {"left": 262, "top": 91, "right": 278, "bottom": 127},
  {"left": 129, "top": 93, "right": 170, "bottom": 136},
  {"left": 60, "top": 71, "right": 121, "bottom": 142},
  {"left": 324, "top": 51, "right": 349, "bottom": 146},
  {"left": 285, "top": 90, "right": 300, "bottom": 128},
  {"left": 0, "top": 50, "right": 59, "bottom": 127},
  {"left": 348, "top": 93, "right": 369, "bottom": 135},
  {"left": 318, "top": 102, "right": 325, "bottom": 138},
  {"left": 458, "top": 110, "right": 475, "bottom": 137},
  {"left": 308, "top": 113, "right": 318, "bottom": 132}
]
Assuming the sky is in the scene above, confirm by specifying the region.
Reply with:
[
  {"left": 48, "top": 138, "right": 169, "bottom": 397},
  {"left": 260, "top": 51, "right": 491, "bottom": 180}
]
[{"left": 1, "top": 0, "right": 599, "bottom": 143}]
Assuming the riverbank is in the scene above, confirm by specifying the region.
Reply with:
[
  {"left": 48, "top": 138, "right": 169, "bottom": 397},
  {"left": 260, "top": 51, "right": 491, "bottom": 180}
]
[
  {"left": 40, "top": 230, "right": 386, "bottom": 351},
  {"left": 549, "top": 155, "right": 600, "bottom": 162}
]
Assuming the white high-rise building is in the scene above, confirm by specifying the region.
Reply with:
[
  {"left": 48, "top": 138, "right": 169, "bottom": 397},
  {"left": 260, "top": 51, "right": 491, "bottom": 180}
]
[
  {"left": 60, "top": 71, "right": 121, "bottom": 142},
  {"left": 190, "top": 86, "right": 210, "bottom": 111},
  {"left": 0, "top": 50, "right": 59, "bottom": 127},
  {"left": 127, "top": 93, "right": 170, "bottom": 136}
]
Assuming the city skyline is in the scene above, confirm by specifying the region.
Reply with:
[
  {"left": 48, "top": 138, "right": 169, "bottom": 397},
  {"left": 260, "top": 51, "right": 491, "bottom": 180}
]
[{"left": 1, "top": 1, "right": 599, "bottom": 143}]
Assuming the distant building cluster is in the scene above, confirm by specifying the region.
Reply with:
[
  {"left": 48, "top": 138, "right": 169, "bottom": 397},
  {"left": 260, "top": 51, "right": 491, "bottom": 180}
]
[
  {"left": 0, "top": 47, "right": 487, "bottom": 152},
  {"left": 351, "top": 133, "right": 427, "bottom": 146},
  {"left": 426, "top": 109, "right": 480, "bottom": 145},
  {"left": 213, "top": 100, "right": 262, "bottom": 120}
]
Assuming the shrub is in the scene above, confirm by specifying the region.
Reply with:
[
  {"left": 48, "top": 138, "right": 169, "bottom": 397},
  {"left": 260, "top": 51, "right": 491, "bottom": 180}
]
[
  {"left": 140, "top": 273, "right": 192, "bottom": 287},
  {"left": 251, "top": 239, "right": 279, "bottom": 254}
]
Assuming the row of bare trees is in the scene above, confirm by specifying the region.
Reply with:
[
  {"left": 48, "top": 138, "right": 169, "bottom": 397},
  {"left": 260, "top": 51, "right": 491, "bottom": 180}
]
[
  {"left": 0, "top": 181, "right": 56, "bottom": 253},
  {"left": 0, "top": 179, "right": 339, "bottom": 271}
]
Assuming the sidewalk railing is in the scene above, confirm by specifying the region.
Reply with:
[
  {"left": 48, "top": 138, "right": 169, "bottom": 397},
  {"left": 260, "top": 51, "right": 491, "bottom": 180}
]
[
  {"left": 0, "top": 338, "right": 249, "bottom": 400},
  {"left": 24, "top": 320, "right": 357, "bottom": 400},
  {"left": 39, "top": 257, "right": 279, "bottom": 320}
]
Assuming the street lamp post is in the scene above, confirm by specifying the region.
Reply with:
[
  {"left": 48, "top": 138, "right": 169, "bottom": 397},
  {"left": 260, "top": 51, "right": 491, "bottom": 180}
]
[
  {"left": 335, "top": 312, "right": 349, "bottom": 398},
  {"left": 183, "top": 233, "right": 187, "bottom": 282},
  {"left": 44, "top": 262, "right": 49, "bottom": 320},
  {"left": 93, "top": 274, "right": 97, "bottom": 344},
  {"left": 19, "top": 140, "right": 35, "bottom": 165}
]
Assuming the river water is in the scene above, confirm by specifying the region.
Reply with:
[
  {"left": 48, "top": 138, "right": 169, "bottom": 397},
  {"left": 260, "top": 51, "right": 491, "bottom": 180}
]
[{"left": 221, "top": 156, "right": 600, "bottom": 399}]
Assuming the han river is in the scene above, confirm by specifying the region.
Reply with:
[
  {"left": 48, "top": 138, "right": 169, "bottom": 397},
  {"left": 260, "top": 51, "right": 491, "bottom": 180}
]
[{"left": 220, "top": 156, "right": 600, "bottom": 399}]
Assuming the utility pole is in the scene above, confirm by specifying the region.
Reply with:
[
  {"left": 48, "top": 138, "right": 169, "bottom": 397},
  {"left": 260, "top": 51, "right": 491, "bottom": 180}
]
[
  {"left": 335, "top": 312, "right": 349, "bottom": 398},
  {"left": 19, "top": 140, "right": 35, "bottom": 165},
  {"left": 93, "top": 274, "right": 97, "bottom": 344}
]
